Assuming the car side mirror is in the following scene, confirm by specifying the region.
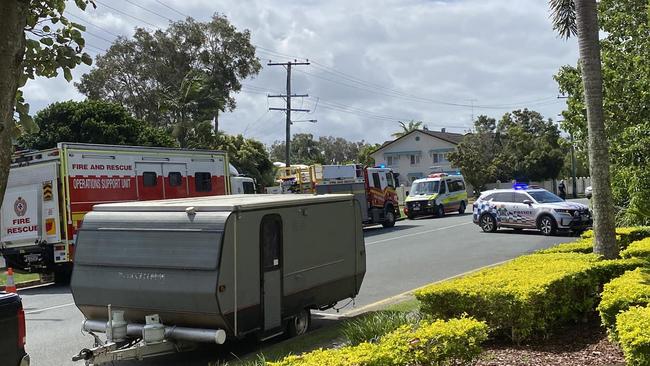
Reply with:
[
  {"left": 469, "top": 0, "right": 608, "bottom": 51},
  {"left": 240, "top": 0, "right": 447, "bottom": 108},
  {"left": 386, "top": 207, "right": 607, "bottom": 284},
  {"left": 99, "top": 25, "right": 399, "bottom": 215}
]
[{"left": 523, "top": 199, "right": 533, "bottom": 205}]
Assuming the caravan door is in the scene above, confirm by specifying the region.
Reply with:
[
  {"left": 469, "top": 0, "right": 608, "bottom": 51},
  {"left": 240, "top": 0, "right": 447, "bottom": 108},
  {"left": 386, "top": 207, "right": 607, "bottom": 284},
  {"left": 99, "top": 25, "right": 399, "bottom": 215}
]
[{"left": 260, "top": 215, "right": 283, "bottom": 332}]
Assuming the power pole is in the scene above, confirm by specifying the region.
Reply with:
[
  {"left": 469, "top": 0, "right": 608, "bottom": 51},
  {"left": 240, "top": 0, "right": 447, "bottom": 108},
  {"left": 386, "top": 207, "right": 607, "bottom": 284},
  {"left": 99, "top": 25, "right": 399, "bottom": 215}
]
[{"left": 267, "top": 60, "right": 310, "bottom": 167}]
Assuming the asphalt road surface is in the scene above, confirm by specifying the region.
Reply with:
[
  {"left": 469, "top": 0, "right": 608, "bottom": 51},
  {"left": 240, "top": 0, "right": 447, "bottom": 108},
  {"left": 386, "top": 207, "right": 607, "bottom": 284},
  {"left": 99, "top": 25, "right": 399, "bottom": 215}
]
[{"left": 19, "top": 206, "right": 586, "bottom": 366}]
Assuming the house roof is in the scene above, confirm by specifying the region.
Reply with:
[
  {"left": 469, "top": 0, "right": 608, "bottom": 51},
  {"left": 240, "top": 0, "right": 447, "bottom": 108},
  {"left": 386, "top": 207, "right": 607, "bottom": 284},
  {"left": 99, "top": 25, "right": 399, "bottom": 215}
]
[{"left": 372, "top": 129, "right": 465, "bottom": 155}]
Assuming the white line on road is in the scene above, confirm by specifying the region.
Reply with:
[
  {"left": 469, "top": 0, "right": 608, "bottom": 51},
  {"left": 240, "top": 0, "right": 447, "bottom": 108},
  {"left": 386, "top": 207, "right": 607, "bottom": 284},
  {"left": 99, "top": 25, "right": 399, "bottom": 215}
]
[
  {"left": 26, "top": 302, "right": 75, "bottom": 315},
  {"left": 365, "top": 221, "right": 473, "bottom": 246}
]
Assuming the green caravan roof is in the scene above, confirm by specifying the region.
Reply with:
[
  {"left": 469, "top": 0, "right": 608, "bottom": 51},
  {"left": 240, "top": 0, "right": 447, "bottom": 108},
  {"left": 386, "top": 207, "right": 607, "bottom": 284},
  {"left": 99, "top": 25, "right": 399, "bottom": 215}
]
[{"left": 92, "top": 194, "right": 354, "bottom": 213}]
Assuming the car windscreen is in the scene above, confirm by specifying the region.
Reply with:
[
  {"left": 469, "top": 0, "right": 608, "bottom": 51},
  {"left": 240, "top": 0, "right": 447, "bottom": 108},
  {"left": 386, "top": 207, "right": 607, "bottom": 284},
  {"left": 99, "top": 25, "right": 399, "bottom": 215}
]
[
  {"left": 410, "top": 181, "right": 440, "bottom": 196},
  {"left": 528, "top": 190, "right": 564, "bottom": 203}
]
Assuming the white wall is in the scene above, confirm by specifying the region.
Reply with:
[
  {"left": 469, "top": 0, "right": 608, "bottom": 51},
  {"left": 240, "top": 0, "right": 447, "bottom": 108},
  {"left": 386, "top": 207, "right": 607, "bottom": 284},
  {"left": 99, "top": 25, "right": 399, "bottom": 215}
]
[{"left": 371, "top": 131, "right": 458, "bottom": 184}]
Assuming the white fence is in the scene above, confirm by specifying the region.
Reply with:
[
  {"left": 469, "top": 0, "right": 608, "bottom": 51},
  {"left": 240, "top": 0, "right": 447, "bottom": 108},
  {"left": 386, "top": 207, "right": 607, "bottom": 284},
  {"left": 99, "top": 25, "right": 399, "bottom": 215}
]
[{"left": 467, "top": 177, "right": 592, "bottom": 197}]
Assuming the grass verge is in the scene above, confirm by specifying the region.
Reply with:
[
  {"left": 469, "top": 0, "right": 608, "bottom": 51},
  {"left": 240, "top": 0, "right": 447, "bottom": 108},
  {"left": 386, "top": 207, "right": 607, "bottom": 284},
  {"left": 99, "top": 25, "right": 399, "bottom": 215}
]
[{"left": 0, "top": 270, "right": 40, "bottom": 286}]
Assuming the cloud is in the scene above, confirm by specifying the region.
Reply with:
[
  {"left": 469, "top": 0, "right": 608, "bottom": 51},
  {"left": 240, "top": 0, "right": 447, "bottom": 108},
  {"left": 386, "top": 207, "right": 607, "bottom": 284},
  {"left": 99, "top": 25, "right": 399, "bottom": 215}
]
[{"left": 23, "top": 0, "right": 578, "bottom": 146}]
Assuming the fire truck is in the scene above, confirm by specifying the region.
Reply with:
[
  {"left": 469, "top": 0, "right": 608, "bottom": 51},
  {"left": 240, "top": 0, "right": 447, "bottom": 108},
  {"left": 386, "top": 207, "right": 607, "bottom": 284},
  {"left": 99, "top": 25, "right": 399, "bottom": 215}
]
[
  {"left": 0, "top": 143, "right": 233, "bottom": 283},
  {"left": 315, "top": 164, "right": 400, "bottom": 228}
]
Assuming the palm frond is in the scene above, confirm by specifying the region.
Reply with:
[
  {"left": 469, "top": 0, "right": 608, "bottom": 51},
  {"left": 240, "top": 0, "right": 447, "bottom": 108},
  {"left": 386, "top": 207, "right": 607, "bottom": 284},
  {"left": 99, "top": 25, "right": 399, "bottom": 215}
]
[{"left": 549, "top": 0, "right": 577, "bottom": 39}]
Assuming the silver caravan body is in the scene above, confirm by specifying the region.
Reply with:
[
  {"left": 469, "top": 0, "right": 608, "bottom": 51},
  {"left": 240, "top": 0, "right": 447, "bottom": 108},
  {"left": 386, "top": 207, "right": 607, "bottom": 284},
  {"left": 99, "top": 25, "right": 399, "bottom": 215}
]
[{"left": 70, "top": 194, "right": 365, "bottom": 344}]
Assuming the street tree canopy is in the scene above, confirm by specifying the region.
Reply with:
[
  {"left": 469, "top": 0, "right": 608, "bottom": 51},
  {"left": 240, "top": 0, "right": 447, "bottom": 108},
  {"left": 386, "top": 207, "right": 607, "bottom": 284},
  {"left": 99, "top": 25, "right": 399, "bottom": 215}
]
[
  {"left": 1, "top": 0, "right": 93, "bottom": 203},
  {"left": 554, "top": 0, "right": 650, "bottom": 225},
  {"left": 76, "top": 14, "right": 261, "bottom": 142},
  {"left": 448, "top": 109, "right": 565, "bottom": 194},
  {"left": 18, "top": 100, "right": 177, "bottom": 150},
  {"left": 269, "top": 134, "right": 378, "bottom": 166}
]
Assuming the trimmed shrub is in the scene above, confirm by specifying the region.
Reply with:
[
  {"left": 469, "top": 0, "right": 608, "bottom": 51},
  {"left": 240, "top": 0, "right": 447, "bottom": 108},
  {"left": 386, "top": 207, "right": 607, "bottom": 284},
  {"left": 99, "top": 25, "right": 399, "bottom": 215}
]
[
  {"left": 341, "top": 311, "right": 419, "bottom": 346},
  {"left": 621, "top": 237, "right": 650, "bottom": 260},
  {"left": 598, "top": 268, "right": 650, "bottom": 337},
  {"left": 536, "top": 238, "right": 593, "bottom": 254},
  {"left": 414, "top": 252, "right": 644, "bottom": 343},
  {"left": 581, "top": 226, "right": 650, "bottom": 251},
  {"left": 268, "top": 318, "right": 488, "bottom": 366},
  {"left": 617, "top": 306, "right": 650, "bottom": 366}
]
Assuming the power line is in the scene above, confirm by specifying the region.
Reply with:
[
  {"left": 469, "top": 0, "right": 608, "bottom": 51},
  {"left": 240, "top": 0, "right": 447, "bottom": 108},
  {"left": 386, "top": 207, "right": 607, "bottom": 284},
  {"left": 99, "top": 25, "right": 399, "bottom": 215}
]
[
  {"left": 94, "top": 1, "right": 158, "bottom": 28},
  {"left": 122, "top": 0, "right": 175, "bottom": 22},
  {"left": 154, "top": 0, "right": 189, "bottom": 18},
  {"left": 66, "top": 13, "right": 122, "bottom": 38}
]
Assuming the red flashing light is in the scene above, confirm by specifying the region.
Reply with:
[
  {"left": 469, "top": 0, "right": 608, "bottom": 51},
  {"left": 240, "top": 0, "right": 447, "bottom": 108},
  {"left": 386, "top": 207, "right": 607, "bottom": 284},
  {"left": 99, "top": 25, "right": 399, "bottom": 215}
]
[
  {"left": 17, "top": 306, "right": 26, "bottom": 348},
  {"left": 427, "top": 173, "right": 448, "bottom": 178}
]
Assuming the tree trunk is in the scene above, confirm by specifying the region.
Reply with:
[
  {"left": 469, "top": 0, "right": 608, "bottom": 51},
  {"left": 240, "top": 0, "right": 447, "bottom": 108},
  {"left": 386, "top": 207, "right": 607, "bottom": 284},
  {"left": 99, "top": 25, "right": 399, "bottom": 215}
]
[
  {"left": 0, "top": 1, "right": 28, "bottom": 202},
  {"left": 575, "top": 0, "right": 618, "bottom": 258}
]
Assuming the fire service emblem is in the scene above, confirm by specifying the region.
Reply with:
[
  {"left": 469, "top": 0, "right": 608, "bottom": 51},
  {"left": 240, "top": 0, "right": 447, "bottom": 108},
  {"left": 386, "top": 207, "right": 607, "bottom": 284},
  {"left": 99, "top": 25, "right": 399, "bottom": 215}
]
[{"left": 14, "top": 197, "right": 27, "bottom": 216}]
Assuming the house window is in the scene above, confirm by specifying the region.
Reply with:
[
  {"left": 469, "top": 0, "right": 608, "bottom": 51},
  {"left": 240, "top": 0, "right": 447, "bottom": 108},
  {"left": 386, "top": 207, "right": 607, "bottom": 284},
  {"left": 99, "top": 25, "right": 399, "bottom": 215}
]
[
  {"left": 415, "top": 136, "right": 420, "bottom": 141},
  {"left": 387, "top": 156, "right": 394, "bottom": 166},
  {"left": 432, "top": 154, "right": 439, "bottom": 164},
  {"left": 410, "top": 154, "right": 420, "bottom": 165},
  {"left": 195, "top": 172, "right": 212, "bottom": 192}
]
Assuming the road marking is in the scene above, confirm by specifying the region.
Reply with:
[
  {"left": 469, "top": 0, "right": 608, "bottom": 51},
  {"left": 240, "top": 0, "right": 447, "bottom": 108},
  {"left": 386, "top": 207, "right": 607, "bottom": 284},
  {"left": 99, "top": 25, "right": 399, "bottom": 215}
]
[
  {"left": 26, "top": 302, "right": 75, "bottom": 315},
  {"left": 343, "top": 258, "right": 513, "bottom": 317},
  {"left": 365, "top": 221, "right": 473, "bottom": 246}
]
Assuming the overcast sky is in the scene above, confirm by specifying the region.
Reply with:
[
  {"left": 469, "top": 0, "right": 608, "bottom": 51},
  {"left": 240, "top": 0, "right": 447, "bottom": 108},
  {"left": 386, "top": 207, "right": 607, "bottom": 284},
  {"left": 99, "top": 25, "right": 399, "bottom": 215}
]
[{"left": 23, "top": 0, "right": 578, "bottom": 145}]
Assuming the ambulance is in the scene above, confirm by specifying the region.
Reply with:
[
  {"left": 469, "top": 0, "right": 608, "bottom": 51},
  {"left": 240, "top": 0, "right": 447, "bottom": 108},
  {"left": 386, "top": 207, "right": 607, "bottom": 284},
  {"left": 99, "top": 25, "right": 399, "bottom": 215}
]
[
  {"left": 404, "top": 173, "right": 468, "bottom": 219},
  {"left": 0, "top": 143, "right": 234, "bottom": 283}
]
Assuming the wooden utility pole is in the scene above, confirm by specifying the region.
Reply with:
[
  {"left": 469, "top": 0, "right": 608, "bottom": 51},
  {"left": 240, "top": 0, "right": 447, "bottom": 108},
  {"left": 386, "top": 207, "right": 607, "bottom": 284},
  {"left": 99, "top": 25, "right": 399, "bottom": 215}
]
[{"left": 268, "top": 61, "right": 310, "bottom": 167}]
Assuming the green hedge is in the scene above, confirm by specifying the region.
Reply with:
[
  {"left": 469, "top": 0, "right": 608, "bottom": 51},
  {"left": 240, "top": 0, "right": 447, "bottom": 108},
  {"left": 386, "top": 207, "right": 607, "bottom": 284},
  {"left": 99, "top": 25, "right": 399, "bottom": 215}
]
[
  {"left": 581, "top": 227, "right": 650, "bottom": 251},
  {"left": 536, "top": 237, "right": 593, "bottom": 254},
  {"left": 414, "top": 252, "right": 644, "bottom": 343},
  {"left": 621, "top": 238, "right": 650, "bottom": 259},
  {"left": 617, "top": 306, "right": 650, "bottom": 366},
  {"left": 598, "top": 268, "right": 650, "bottom": 338},
  {"left": 268, "top": 318, "right": 488, "bottom": 366}
]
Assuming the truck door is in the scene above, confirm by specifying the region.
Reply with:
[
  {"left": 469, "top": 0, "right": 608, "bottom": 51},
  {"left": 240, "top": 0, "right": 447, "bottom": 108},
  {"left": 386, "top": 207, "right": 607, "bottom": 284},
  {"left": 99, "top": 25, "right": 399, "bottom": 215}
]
[
  {"left": 162, "top": 163, "right": 188, "bottom": 199},
  {"left": 135, "top": 163, "right": 163, "bottom": 201},
  {"left": 260, "top": 214, "right": 283, "bottom": 332}
]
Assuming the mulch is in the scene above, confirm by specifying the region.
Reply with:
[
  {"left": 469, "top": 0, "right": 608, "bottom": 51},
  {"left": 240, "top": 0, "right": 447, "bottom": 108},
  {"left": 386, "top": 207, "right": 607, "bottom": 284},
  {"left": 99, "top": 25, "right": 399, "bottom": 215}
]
[{"left": 475, "top": 317, "right": 625, "bottom": 366}]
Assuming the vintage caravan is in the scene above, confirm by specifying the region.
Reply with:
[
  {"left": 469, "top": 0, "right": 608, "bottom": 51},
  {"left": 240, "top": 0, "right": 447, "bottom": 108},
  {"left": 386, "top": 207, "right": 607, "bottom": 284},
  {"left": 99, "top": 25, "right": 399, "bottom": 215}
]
[{"left": 70, "top": 194, "right": 365, "bottom": 364}]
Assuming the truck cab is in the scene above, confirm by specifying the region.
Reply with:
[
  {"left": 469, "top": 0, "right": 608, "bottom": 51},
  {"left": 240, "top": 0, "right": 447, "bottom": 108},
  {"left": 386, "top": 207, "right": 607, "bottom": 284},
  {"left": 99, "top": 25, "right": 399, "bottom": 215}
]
[{"left": 0, "top": 292, "right": 29, "bottom": 366}]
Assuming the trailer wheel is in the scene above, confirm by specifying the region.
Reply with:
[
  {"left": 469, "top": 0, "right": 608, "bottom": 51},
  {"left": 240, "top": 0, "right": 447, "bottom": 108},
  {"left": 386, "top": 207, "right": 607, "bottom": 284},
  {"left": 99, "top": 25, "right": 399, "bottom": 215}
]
[
  {"left": 288, "top": 309, "right": 311, "bottom": 337},
  {"left": 382, "top": 206, "right": 396, "bottom": 228}
]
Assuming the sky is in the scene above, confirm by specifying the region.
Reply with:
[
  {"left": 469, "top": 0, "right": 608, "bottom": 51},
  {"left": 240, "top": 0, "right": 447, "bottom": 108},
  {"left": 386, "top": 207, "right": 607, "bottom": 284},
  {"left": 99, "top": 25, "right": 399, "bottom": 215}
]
[{"left": 23, "top": 0, "right": 578, "bottom": 146}]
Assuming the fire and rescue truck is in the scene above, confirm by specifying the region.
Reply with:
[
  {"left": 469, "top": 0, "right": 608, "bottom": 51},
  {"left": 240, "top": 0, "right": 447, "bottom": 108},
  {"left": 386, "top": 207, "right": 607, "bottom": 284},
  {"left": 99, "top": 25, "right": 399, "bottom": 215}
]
[
  {"left": 0, "top": 143, "right": 237, "bottom": 283},
  {"left": 315, "top": 164, "right": 400, "bottom": 227}
]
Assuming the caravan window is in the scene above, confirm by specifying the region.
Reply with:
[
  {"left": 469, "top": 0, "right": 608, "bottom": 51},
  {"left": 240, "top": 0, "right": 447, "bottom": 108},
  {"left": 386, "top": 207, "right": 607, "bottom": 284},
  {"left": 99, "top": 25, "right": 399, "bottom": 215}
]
[
  {"left": 195, "top": 172, "right": 212, "bottom": 192},
  {"left": 261, "top": 215, "right": 282, "bottom": 270},
  {"left": 143, "top": 172, "right": 157, "bottom": 187}
]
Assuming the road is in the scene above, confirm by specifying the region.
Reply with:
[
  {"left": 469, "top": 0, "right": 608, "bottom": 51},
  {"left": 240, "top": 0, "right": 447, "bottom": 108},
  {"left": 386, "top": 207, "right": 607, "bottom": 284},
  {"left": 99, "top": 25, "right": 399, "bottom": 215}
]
[{"left": 19, "top": 209, "right": 583, "bottom": 365}]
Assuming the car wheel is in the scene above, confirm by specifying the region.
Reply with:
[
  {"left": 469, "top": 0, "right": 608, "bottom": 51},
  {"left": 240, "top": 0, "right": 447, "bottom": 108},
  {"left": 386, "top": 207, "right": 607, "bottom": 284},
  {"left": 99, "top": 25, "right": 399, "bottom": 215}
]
[
  {"left": 382, "top": 207, "right": 396, "bottom": 228},
  {"left": 538, "top": 215, "right": 557, "bottom": 236},
  {"left": 407, "top": 214, "right": 415, "bottom": 220},
  {"left": 288, "top": 309, "right": 311, "bottom": 337},
  {"left": 436, "top": 204, "right": 445, "bottom": 218},
  {"left": 458, "top": 201, "right": 466, "bottom": 215},
  {"left": 480, "top": 214, "right": 497, "bottom": 233}
]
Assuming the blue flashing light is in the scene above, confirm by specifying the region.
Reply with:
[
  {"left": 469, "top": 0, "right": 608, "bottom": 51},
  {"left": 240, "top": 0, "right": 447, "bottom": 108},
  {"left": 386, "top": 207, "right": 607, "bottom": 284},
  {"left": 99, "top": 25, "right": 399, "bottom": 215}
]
[
  {"left": 513, "top": 183, "right": 528, "bottom": 190},
  {"left": 377, "top": 164, "right": 386, "bottom": 168}
]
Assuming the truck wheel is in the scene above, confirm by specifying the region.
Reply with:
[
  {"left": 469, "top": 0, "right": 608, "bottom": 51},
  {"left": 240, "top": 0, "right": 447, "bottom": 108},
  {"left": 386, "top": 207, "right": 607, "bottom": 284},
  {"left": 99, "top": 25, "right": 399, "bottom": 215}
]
[
  {"left": 54, "top": 269, "right": 72, "bottom": 285},
  {"left": 480, "top": 214, "right": 497, "bottom": 233},
  {"left": 382, "top": 207, "right": 396, "bottom": 228},
  {"left": 436, "top": 204, "right": 445, "bottom": 218},
  {"left": 458, "top": 201, "right": 466, "bottom": 215},
  {"left": 288, "top": 309, "right": 311, "bottom": 337},
  {"left": 538, "top": 215, "right": 557, "bottom": 236}
]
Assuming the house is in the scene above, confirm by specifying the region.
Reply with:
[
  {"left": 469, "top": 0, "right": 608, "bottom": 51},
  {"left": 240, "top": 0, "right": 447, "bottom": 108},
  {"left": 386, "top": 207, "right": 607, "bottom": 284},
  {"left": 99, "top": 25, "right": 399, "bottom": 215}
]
[{"left": 370, "top": 128, "right": 465, "bottom": 184}]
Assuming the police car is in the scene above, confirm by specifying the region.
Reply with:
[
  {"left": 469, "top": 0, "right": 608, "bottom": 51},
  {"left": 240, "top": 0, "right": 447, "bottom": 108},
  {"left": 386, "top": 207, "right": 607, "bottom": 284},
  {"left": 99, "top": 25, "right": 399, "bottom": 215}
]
[{"left": 472, "top": 184, "right": 592, "bottom": 235}]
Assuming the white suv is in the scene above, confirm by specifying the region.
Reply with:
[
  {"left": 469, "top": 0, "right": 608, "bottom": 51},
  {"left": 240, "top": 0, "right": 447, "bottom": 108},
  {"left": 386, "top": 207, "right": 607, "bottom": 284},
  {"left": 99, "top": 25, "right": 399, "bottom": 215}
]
[{"left": 472, "top": 187, "right": 592, "bottom": 235}]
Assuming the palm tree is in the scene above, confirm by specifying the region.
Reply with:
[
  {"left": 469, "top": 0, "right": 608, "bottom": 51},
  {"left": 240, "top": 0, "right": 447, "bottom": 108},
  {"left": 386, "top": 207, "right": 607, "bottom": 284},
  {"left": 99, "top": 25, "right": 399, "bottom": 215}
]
[
  {"left": 549, "top": 0, "right": 617, "bottom": 258},
  {"left": 391, "top": 120, "right": 424, "bottom": 138}
]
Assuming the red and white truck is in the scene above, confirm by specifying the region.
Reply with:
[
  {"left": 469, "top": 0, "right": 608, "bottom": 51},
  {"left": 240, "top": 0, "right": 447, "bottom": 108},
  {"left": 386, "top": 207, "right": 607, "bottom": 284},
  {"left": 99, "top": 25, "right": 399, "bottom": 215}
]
[
  {"left": 0, "top": 143, "right": 234, "bottom": 282},
  {"left": 315, "top": 164, "right": 400, "bottom": 228}
]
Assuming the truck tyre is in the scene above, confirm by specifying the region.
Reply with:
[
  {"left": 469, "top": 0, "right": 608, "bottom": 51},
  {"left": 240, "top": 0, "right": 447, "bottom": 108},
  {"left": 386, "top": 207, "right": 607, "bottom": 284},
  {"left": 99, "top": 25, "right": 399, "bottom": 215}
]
[
  {"left": 458, "top": 201, "right": 466, "bottom": 215},
  {"left": 538, "top": 215, "right": 557, "bottom": 236},
  {"left": 382, "top": 206, "right": 396, "bottom": 228},
  {"left": 479, "top": 214, "right": 497, "bottom": 233},
  {"left": 436, "top": 204, "right": 445, "bottom": 218},
  {"left": 288, "top": 309, "right": 311, "bottom": 337}
]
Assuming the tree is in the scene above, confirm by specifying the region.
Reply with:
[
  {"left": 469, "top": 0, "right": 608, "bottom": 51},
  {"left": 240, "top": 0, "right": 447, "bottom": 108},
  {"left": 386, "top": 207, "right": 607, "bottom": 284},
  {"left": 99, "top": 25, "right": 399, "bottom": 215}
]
[
  {"left": 18, "top": 100, "right": 177, "bottom": 150},
  {"left": 448, "top": 110, "right": 565, "bottom": 194},
  {"left": 391, "top": 120, "right": 423, "bottom": 138},
  {"left": 550, "top": 0, "right": 618, "bottom": 258},
  {"left": 269, "top": 134, "right": 377, "bottom": 166},
  {"left": 76, "top": 14, "right": 261, "bottom": 138},
  {"left": 554, "top": 0, "right": 650, "bottom": 226},
  {"left": 357, "top": 143, "right": 381, "bottom": 167},
  {"left": 1, "top": 0, "right": 93, "bottom": 204}
]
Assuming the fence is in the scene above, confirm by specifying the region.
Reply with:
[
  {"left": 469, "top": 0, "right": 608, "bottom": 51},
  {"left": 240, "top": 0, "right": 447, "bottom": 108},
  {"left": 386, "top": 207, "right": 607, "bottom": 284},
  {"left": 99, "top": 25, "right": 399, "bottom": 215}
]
[{"left": 467, "top": 177, "right": 592, "bottom": 197}]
